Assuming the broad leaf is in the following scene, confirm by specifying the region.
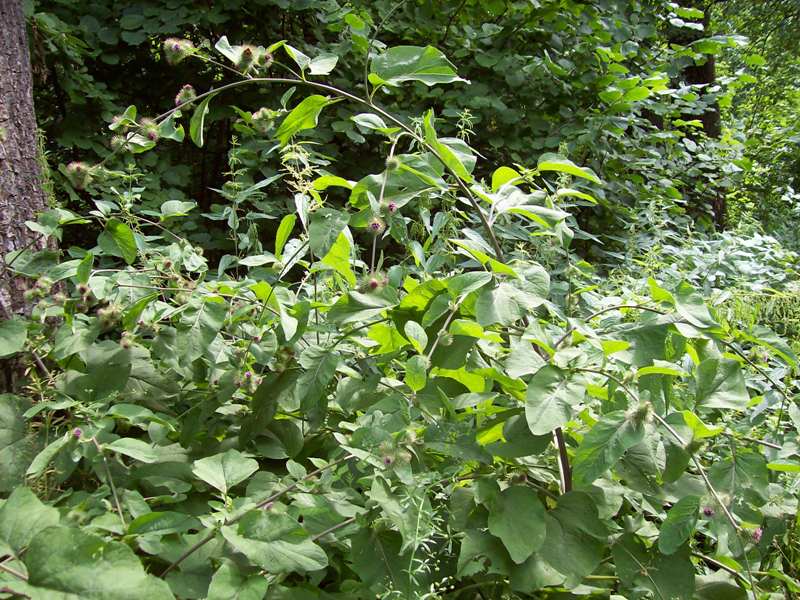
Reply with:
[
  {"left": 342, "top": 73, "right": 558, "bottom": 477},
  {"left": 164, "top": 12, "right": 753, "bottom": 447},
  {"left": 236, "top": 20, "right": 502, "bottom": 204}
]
[
  {"left": 190, "top": 93, "right": 216, "bottom": 147},
  {"left": 207, "top": 561, "right": 269, "bottom": 600},
  {"left": 20, "top": 526, "right": 175, "bottom": 599},
  {"left": 0, "top": 487, "right": 59, "bottom": 555},
  {"left": 572, "top": 411, "right": 645, "bottom": 486},
  {"left": 98, "top": 218, "right": 137, "bottom": 264},
  {"left": 308, "top": 208, "right": 349, "bottom": 257},
  {"left": 487, "top": 486, "right": 546, "bottom": 564},
  {"left": 192, "top": 449, "right": 259, "bottom": 495},
  {"left": 276, "top": 95, "right": 333, "bottom": 145},
  {"left": 537, "top": 153, "right": 601, "bottom": 184},
  {"left": 525, "top": 366, "right": 585, "bottom": 435},
  {"left": 370, "top": 46, "right": 465, "bottom": 87},
  {"left": 658, "top": 495, "right": 700, "bottom": 555},
  {"left": 0, "top": 319, "right": 27, "bottom": 358},
  {"left": 694, "top": 358, "right": 749, "bottom": 410},
  {"left": 221, "top": 511, "right": 327, "bottom": 574}
]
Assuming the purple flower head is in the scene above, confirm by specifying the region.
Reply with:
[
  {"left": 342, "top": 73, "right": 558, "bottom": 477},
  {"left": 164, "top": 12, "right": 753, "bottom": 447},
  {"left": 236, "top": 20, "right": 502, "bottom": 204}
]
[
  {"left": 382, "top": 455, "right": 394, "bottom": 467},
  {"left": 244, "top": 371, "right": 252, "bottom": 379},
  {"left": 703, "top": 507, "right": 714, "bottom": 517},
  {"left": 387, "top": 202, "right": 398, "bottom": 213},
  {"left": 72, "top": 427, "right": 83, "bottom": 439},
  {"left": 753, "top": 527, "right": 763, "bottom": 543}
]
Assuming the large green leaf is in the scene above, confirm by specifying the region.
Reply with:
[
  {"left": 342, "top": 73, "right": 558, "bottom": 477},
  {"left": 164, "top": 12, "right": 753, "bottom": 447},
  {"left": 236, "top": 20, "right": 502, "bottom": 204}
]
[
  {"left": 221, "top": 511, "right": 327, "bottom": 574},
  {"left": 192, "top": 449, "right": 259, "bottom": 495},
  {"left": 536, "top": 153, "right": 601, "bottom": 184},
  {"left": 369, "top": 46, "right": 465, "bottom": 87},
  {"left": 613, "top": 533, "right": 695, "bottom": 600},
  {"left": 206, "top": 561, "right": 269, "bottom": 600},
  {"left": 0, "top": 395, "right": 37, "bottom": 492},
  {"left": 694, "top": 358, "right": 749, "bottom": 410},
  {"left": 295, "top": 344, "right": 339, "bottom": 429},
  {"left": 308, "top": 208, "right": 349, "bottom": 257},
  {"left": 320, "top": 232, "right": 356, "bottom": 286},
  {"left": 18, "top": 526, "right": 175, "bottom": 599},
  {"left": 674, "top": 282, "right": 719, "bottom": 330},
  {"left": 98, "top": 218, "right": 138, "bottom": 265},
  {"left": 276, "top": 95, "right": 333, "bottom": 145},
  {"left": 423, "top": 109, "right": 472, "bottom": 182},
  {"left": 0, "top": 318, "right": 27, "bottom": 358},
  {"left": 658, "top": 495, "right": 700, "bottom": 555},
  {"left": 189, "top": 93, "right": 216, "bottom": 147},
  {"left": 525, "top": 366, "right": 585, "bottom": 435},
  {"left": 572, "top": 411, "right": 646, "bottom": 486},
  {"left": 0, "top": 487, "right": 59, "bottom": 555},
  {"left": 487, "top": 486, "right": 546, "bottom": 564}
]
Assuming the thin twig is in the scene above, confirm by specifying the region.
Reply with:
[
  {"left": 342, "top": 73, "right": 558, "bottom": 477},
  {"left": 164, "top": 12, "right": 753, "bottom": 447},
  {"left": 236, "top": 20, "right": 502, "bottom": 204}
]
[
  {"left": 553, "top": 303, "right": 666, "bottom": 349},
  {"left": 311, "top": 516, "right": 357, "bottom": 542},
  {"left": 0, "top": 562, "right": 28, "bottom": 582},
  {"left": 94, "top": 438, "right": 126, "bottom": 529}
]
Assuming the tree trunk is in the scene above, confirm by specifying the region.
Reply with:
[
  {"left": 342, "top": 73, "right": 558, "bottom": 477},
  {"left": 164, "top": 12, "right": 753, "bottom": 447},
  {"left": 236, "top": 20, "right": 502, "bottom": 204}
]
[
  {"left": 669, "top": 0, "right": 725, "bottom": 229},
  {"left": 0, "top": 0, "right": 49, "bottom": 314}
]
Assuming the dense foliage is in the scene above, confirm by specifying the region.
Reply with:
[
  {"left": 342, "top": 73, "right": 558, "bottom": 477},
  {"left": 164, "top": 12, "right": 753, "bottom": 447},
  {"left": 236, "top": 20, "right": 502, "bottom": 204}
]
[{"left": 1, "top": 1, "right": 800, "bottom": 599}]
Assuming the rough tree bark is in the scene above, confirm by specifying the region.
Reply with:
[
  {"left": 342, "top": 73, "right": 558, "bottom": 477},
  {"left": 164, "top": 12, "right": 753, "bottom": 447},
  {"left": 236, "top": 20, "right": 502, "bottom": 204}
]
[{"left": 0, "top": 0, "right": 49, "bottom": 314}]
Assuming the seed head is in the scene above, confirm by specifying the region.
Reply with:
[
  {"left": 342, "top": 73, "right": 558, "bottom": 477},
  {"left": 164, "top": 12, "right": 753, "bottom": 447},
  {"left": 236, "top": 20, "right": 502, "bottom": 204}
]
[{"left": 385, "top": 156, "right": 401, "bottom": 171}]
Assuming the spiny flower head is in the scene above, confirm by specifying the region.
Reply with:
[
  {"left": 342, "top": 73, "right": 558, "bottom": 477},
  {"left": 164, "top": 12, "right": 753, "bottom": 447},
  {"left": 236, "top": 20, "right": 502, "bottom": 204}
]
[
  {"left": 138, "top": 118, "right": 159, "bottom": 142},
  {"left": 174, "top": 84, "right": 196, "bottom": 107},
  {"left": 163, "top": 38, "right": 194, "bottom": 65},
  {"left": 110, "top": 135, "right": 130, "bottom": 153},
  {"left": 65, "top": 162, "right": 93, "bottom": 190},
  {"left": 367, "top": 216, "right": 385, "bottom": 235},
  {"left": 251, "top": 107, "right": 276, "bottom": 135}
]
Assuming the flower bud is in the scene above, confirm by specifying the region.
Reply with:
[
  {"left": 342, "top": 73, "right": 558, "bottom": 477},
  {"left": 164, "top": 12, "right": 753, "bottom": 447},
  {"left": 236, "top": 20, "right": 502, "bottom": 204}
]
[
  {"left": 174, "top": 84, "right": 196, "bottom": 107},
  {"left": 163, "top": 38, "right": 194, "bottom": 65},
  {"left": 65, "top": 162, "right": 93, "bottom": 190},
  {"left": 367, "top": 216, "right": 385, "bottom": 235},
  {"left": 251, "top": 107, "right": 274, "bottom": 135},
  {"left": 110, "top": 135, "right": 130, "bottom": 153},
  {"left": 237, "top": 45, "right": 256, "bottom": 72},
  {"left": 139, "top": 118, "right": 159, "bottom": 142}
]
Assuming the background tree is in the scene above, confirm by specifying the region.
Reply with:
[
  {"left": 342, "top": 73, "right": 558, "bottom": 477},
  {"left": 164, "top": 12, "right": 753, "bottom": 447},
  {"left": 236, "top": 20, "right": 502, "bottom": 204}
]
[{"left": 0, "top": 0, "right": 49, "bottom": 313}]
